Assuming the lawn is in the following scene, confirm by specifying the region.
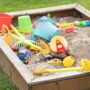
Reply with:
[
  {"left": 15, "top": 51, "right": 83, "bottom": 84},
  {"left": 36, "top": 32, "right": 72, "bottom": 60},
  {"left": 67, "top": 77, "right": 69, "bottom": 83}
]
[{"left": 0, "top": 0, "right": 90, "bottom": 90}]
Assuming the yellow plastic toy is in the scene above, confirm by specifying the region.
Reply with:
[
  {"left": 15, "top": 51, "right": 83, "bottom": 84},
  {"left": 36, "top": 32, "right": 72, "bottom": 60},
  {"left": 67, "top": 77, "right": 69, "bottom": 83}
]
[
  {"left": 80, "top": 59, "right": 90, "bottom": 70},
  {"left": 33, "top": 59, "right": 90, "bottom": 75},
  {"left": 39, "top": 39, "right": 51, "bottom": 53},
  {"left": 4, "top": 25, "right": 49, "bottom": 54},
  {"left": 10, "top": 25, "right": 43, "bottom": 51},
  {"left": 58, "top": 23, "right": 75, "bottom": 28},
  {"left": 63, "top": 56, "right": 75, "bottom": 68},
  {"left": 1, "top": 25, "right": 12, "bottom": 46},
  {"left": 50, "top": 35, "right": 68, "bottom": 52},
  {"left": 48, "top": 59, "right": 62, "bottom": 65}
]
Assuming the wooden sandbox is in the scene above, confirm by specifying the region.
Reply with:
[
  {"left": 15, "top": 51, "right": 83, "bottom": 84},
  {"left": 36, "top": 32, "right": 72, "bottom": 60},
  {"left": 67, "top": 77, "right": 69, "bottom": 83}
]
[{"left": 0, "top": 4, "right": 90, "bottom": 90}]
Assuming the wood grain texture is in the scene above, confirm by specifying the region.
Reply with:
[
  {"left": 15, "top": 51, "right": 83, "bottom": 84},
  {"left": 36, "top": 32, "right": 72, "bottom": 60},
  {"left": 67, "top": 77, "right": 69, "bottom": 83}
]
[
  {"left": 59, "top": 76, "right": 90, "bottom": 90},
  {"left": 0, "top": 37, "right": 33, "bottom": 90},
  {"left": 32, "top": 82, "right": 59, "bottom": 90},
  {"left": 6, "top": 4, "right": 77, "bottom": 17},
  {"left": 75, "top": 4, "right": 90, "bottom": 19}
]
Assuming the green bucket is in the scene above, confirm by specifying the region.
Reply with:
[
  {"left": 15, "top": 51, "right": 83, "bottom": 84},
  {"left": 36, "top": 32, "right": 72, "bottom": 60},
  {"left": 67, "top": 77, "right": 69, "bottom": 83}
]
[{"left": 18, "top": 15, "right": 33, "bottom": 33}]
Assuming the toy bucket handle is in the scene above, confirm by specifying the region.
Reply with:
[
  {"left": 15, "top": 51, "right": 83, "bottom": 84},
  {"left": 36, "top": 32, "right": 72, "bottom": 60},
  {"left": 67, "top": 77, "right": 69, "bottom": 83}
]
[{"left": 1, "top": 25, "right": 9, "bottom": 36}]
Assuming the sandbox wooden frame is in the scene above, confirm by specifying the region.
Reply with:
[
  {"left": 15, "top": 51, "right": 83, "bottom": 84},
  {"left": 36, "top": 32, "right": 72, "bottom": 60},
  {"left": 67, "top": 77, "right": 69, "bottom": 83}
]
[{"left": 0, "top": 4, "right": 90, "bottom": 90}]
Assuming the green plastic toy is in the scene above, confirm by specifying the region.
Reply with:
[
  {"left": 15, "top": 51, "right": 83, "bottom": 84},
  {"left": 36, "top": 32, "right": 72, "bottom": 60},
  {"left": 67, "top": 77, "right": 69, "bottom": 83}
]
[
  {"left": 47, "top": 13, "right": 51, "bottom": 19},
  {"left": 18, "top": 15, "right": 33, "bottom": 33},
  {"left": 78, "top": 21, "right": 86, "bottom": 27}
]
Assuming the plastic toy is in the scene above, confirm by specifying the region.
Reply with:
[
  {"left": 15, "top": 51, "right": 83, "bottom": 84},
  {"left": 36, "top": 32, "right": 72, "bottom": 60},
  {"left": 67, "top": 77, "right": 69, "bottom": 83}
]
[
  {"left": 40, "top": 53, "right": 66, "bottom": 61},
  {"left": 50, "top": 35, "right": 68, "bottom": 53},
  {"left": 13, "top": 40, "right": 39, "bottom": 48},
  {"left": 74, "top": 21, "right": 80, "bottom": 26},
  {"left": 32, "top": 21, "right": 37, "bottom": 28},
  {"left": 50, "top": 53, "right": 66, "bottom": 60},
  {"left": 33, "top": 59, "right": 90, "bottom": 75},
  {"left": 85, "top": 21, "right": 90, "bottom": 26},
  {"left": 14, "top": 41, "right": 28, "bottom": 47},
  {"left": 65, "top": 27, "right": 74, "bottom": 33},
  {"left": 58, "top": 23, "right": 75, "bottom": 28},
  {"left": 56, "top": 39, "right": 66, "bottom": 56},
  {"left": 17, "top": 48, "right": 31, "bottom": 64},
  {"left": 47, "top": 13, "right": 51, "bottom": 20},
  {"left": 48, "top": 59, "right": 62, "bottom": 65},
  {"left": 30, "top": 16, "right": 59, "bottom": 41},
  {"left": 10, "top": 25, "right": 41, "bottom": 50},
  {"left": 0, "top": 13, "right": 12, "bottom": 31},
  {"left": 75, "top": 20, "right": 90, "bottom": 27},
  {"left": 10, "top": 25, "right": 49, "bottom": 54},
  {"left": 78, "top": 21, "right": 86, "bottom": 27},
  {"left": 1, "top": 25, "right": 12, "bottom": 46},
  {"left": 12, "top": 40, "right": 39, "bottom": 51},
  {"left": 63, "top": 56, "right": 75, "bottom": 67},
  {"left": 39, "top": 39, "right": 50, "bottom": 52},
  {"left": 18, "top": 15, "right": 33, "bottom": 33}
]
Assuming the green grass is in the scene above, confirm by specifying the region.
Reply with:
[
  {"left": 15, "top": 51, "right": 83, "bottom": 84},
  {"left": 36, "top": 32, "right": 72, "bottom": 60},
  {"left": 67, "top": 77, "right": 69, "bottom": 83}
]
[
  {"left": 0, "top": 0, "right": 90, "bottom": 90},
  {"left": 0, "top": 67, "right": 18, "bottom": 90},
  {"left": 0, "top": 0, "right": 90, "bottom": 12}
]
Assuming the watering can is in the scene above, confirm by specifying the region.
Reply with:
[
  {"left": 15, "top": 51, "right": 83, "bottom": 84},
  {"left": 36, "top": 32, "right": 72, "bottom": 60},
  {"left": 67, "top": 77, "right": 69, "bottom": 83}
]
[{"left": 30, "top": 16, "right": 59, "bottom": 41}]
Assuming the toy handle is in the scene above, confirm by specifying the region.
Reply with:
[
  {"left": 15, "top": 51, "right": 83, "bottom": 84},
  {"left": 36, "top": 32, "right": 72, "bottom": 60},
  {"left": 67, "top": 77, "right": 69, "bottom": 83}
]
[
  {"left": 10, "top": 25, "right": 25, "bottom": 40},
  {"left": 46, "top": 67, "right": 83, "bottom": 73},
  {"left": 1, "top": 25, "right": 9, "bottom": 36}
]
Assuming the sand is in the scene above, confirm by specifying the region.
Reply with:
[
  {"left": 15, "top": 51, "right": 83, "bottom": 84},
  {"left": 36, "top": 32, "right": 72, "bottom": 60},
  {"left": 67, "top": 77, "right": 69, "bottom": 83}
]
[{"left": 12, "top": 16, "right": 90, "bottom": 76}]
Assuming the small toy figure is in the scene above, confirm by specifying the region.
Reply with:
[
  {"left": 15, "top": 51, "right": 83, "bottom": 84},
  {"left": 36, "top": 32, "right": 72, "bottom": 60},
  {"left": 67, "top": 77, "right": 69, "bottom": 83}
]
[{"left": 17, "top": 48, "right": 31, "bottom": 64}]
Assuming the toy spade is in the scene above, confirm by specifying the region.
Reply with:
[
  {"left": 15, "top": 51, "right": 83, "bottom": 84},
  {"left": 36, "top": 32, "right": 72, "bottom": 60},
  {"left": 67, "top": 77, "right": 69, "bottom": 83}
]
[{"left": 33, "top": 59, "right": 90, "bottom": 75}]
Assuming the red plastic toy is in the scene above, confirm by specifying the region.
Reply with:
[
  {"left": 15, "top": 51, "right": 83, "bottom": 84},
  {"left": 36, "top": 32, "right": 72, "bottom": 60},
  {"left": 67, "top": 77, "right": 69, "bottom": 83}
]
[
  {"left": 56, "top": 39, "right": 66, "bottom": 56},
  {"left": 65, "top": 27, "right": 74, "bottom": 33}
]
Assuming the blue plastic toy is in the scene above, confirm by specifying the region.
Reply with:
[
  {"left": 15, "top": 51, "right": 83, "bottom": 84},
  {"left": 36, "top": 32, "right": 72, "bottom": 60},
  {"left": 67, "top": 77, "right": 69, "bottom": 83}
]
[
  {"left": 30, "top": 16, "right": 59, "bottom": 41},
  {"left": 85, "top": 21, "right": 90, "bottom": 26},
  {"left": 17, "top": 48, "right": 31, "bottom": 64}
]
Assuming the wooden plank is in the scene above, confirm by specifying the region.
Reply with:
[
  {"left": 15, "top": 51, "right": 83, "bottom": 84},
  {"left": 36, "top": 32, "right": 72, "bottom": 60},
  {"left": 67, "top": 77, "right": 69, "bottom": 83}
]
[
  {"left": 31, "top": 75, "right": 90, "bottom": 90},
  {"left": 6, "top": 4, "right": 77, "bottom": 17},
  {"left": 30, "top": 71, "right": 90, "bottom": 85},
  {"left": 74, "top": 4, "right": 90, "bottom": 19},
  {"left": 58, "top": 75, "right": 90, "bottom": 90},
  {"left": 32, "top": 82, "right": 59, "bottom": 90},
  {"left": 0, "top": 50, "right": 29, "bottom": 90},
  {"left": 0, "top": 37, "right": 33, "bottom": 90}
]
